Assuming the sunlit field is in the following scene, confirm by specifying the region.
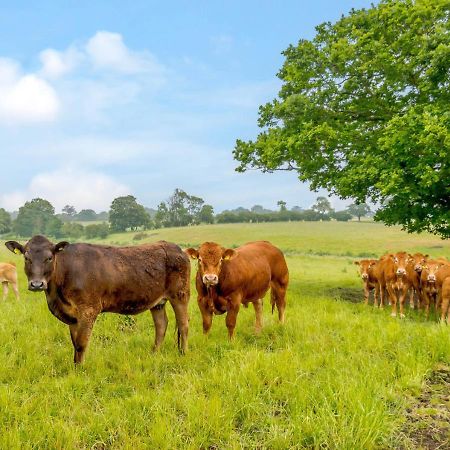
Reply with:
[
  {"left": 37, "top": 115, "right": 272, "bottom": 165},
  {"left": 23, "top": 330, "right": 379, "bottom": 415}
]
[{"left": 1, "top": 222, "right": 449, "bottom": 448}]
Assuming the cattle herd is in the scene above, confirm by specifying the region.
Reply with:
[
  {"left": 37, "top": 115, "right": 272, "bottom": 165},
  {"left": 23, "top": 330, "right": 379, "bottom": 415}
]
[
  {"left": 1, "top": 237, "right": 449, "bottom": 364},
  {"left": 354, "top": 252, "right": 450, "bottom": 321}
]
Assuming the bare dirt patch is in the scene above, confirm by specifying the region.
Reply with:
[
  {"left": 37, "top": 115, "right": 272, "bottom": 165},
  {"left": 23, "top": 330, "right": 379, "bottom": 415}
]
[{"left": 399, "top": 365, "right": 450, "bottom": 449}]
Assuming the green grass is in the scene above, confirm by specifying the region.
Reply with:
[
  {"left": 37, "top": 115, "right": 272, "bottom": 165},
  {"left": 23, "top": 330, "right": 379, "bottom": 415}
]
[{"left": 0, "top": 222, "right": 449, "bottom": 449}]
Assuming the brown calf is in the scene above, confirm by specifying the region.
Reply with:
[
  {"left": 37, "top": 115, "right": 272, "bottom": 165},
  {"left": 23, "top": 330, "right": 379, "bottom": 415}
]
[
  {"left": 378, "top": 252, "right": 413, "bottom": 318},
  {"left": 354, "top": 259, "right": 380, "bottom": 306},
  {"left": 6, "top": 235, "right": 190, "bottom": 363},
  {"left": 186, "top": 241, "right": 288, "bottom": 338},
  {"left": 421, "top": 259, "right": 450, "bottom": 318},
  {"left": 0, "top": 262, "right": 19, "bottom": 301}
]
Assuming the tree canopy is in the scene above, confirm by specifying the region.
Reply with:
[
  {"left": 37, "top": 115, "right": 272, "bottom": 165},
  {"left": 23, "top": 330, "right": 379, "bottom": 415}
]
[
  {"left": 0, "top": 208, "right": 12, "bottom": 234},
  {"left": 234, "top": 0, "right": 450, "bottom": 238},
  {"left": 109, "top": 196, "right": 151, "bottom": 232}
]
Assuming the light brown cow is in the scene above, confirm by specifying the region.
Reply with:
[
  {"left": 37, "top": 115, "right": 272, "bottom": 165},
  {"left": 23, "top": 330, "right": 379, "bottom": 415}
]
[
  {"left": 440, "top": 276, "right": 450, "bottom": 323},
  {"left": 185, "top": 241, "right": 289, "bottom": 338},
  {"left": 407, "top": 252, "right": 428, "bottom": 309},
  {"left": 354, "top": 259, "right": 380, "bottom": 306},
  {"left": 378, "top": 252, "right": 413, "bottom": 318},
  {"left": 0, "top": 262, "right": 19, "bottom": 301},
  {"left": 420, "top": 259, "right": 450, "bottom": 318}
]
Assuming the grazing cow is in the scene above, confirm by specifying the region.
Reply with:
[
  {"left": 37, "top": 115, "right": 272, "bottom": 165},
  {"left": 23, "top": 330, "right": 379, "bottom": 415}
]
[
  {"left": 5, "top": 235, "right": 190, "bottom": 363},
  {"left": 185, "top": 241, "right": 288, "bottom": 338},
  {"left": 378, "top": 252, "right": 413, "bottom": 318},
  {"left": 0, "top": 262, "right": 19, "bottom": 301},
  {"left": 420, "top": 259, "right": 450, "bottom": 318},
  {"left": 354, "top": 259, "right": 380, "bottom": 306}
]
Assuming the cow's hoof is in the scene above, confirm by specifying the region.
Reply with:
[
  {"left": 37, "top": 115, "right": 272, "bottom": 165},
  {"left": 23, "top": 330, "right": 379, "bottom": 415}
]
[
  {"left": 390, "top": 313, "right": 397, "bottom": 317},
  {"left": 410, "top": 305, "right": 415, "bottom": 310},
  {"left": 399, "top": 313, "right": 405, "bottom": 319}
]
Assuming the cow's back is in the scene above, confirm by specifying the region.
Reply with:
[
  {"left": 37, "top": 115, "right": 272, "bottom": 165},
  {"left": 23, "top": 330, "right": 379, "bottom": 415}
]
[
  {"left": 220, "top": 241, "right": 288, "bottom": 299},
  {"left": 54, "top": 241, "right": 189, "bottom": 313}
]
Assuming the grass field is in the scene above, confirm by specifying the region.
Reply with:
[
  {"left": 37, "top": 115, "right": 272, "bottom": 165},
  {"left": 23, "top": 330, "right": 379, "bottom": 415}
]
[{"left": 0, "top": 222, "right": 449, "bottom": 449}]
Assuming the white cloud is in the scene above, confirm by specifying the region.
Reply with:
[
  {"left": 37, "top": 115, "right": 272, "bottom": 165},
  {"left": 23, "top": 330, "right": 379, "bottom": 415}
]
[
  {"left": 39, "top": 47, "right": 82, "bottom": 79},
  {"left": 0, "top": 168, "right": 131, "bottom": 212},
  {"left": 0, "top": 59, "right": 59, "bottom": 124},
  {"left": 86, "top": 31, "right": 166, "bottom": 78}
]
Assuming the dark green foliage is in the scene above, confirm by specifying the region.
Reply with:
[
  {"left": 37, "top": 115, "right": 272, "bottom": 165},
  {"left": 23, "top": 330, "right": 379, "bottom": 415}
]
[
  {"left": 155, "top": 189, "right": 209, "bottom": 227},
  {"left": 13, "top": 198, "right": 62, "bottom": 237},
  {"left": 347, "top": 203, "right": 371, "bottom": 221},
  {"left": 75, "top": 209, "right": 98, "bottom": 221},
  {"left": 333, "top": 211, "right": 353, "bottom": 222},
  {"left": 85, "top": 223, "right": 110, "bottom": 239},
  {"left": 234, "top": 0, "right": 450, "bottom": 237},
  {"left": 0, "top": 208, "right": 12, "bottom": 234},
  {"left": 109, "top": 196, "right": 151, "bottom": 232},
  {"left": 61, "top": 222, "right": 84, "bottom": 239}
]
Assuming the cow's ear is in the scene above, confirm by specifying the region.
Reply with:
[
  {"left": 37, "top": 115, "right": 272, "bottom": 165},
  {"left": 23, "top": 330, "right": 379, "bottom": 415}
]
[
  {"left": 222, "top": 248, "right": 237, "bottom": 261},
  {"left": 353, "top": 261, "right": 360, "bottom": 265},
  {"left": 54, "top": 241, "right": 69, "bottom": 253},
  {"left": 5, "top": 241, "right": 24, "bottom": 255},
  {"left": 185, "top": 248, "right": 199, "bottom": 260},
  {"left": 424, "top": 254, "right": 429, "bottom": 259}
]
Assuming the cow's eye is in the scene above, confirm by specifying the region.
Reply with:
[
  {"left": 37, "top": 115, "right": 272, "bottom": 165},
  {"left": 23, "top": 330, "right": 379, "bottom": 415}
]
[
  {"left": 47, "top": 256, "right": 53, "bottom": 262},
  {"left": 198, "top": 257, "right": 202, "bottom": 262}
]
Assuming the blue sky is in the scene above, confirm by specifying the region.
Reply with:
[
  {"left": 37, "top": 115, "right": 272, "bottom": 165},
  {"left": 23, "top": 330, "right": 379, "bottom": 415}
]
[{"left": 0, "top": 0, "right": 374, "bottom": 213}]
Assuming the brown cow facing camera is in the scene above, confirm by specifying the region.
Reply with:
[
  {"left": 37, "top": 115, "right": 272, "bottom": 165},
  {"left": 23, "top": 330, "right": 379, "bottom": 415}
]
[
  {"left": 185, "top": 241, "right": 289, "bottom": 338},
  {"left": 354, "top": 259, "right": 380, "bottom": 306},
  {"left": 6, "top": 235, "right": 190, "bottom": 364}
]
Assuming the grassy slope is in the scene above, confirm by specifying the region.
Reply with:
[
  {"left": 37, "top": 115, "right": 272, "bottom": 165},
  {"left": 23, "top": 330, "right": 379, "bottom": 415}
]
[{"left": 0, "top": 222, "right": 449, "bottom": 449}]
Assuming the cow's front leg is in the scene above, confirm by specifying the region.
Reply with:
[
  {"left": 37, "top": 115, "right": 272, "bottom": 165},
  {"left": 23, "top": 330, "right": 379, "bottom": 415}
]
[
  {"left": 225, "top": 299, "right": 240, "bottom": 340},
  {"left": 387, "top": 284, "right": 397, "bottom": 317},
  {"left": 69, "top": 317, "right": 95, "bottom": 364},
  {"left": 198, "top": 297, "right": 213, "bottom": 335},
  {"left": 373, "top": 284, "right": 380, "bottom": 308},
  {"left": 398, "top": 288, "right": 408, "bottom": 318},
  {"left": 363, "top": 284, "right": 370, "bottom": 305},
  {"left": 253, "top": 298, "right": 263, "bottom": 333},
  {"left": 150, "top": 304, "right": 168, "bottom": 351}
]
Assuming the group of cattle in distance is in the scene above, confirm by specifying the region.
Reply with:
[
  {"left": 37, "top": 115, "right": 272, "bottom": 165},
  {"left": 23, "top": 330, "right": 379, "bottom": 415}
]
[
  {"left": 2, "top": 236, "right": 288, "bottom": 364},
  {"left": 354, "top": 252, "right": 450, "bottom": 321}
]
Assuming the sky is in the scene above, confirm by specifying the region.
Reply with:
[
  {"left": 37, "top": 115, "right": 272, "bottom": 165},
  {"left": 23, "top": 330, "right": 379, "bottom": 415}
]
[{"left": 0, "top": 0, "right": 375, "bottom": 213}]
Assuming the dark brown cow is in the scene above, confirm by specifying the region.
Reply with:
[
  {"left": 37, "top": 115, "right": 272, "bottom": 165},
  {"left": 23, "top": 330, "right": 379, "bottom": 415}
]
[
  {"left": 378, "top": 252, "right": 413, "bottom": 318},
  {"left": 185, "top": 241, "right": 288, "bottom": 338},
  {"left": 6, "top": 235, "right": 190, "bottom": 363},
  {"left": 0, "top": 262, "right": 19, "bottom": 301}
]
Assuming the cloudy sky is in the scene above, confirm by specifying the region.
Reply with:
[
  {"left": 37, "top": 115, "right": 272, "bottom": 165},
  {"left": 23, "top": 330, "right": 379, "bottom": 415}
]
[{"left": 0, "top": 0, "right": 373, "bottom": 213}]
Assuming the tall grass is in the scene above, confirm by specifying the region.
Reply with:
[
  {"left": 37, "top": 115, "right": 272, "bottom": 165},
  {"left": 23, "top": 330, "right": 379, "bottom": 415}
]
[{"left": 0, "top": 222, "right": 449, "bottom": 448}]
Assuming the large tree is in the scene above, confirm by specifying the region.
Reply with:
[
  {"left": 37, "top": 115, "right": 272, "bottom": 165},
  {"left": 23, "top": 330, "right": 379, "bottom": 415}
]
[
  {"left": 14, "top": 198, "right": 61, "bottom": 237},
  {"left": 234, "top": 0, "right": 450, "bottom": 238},
  {"left": 347, "top": 203, "right": 371, "bottom": 221},
  {"left": 109, "top": 196, "right": 151, "bottom": 232}
]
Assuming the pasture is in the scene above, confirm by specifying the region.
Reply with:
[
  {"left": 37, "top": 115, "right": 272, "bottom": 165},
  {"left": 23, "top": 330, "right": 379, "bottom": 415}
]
[{"left": 0, "top": 221, "right": 449, "bottom": 449}]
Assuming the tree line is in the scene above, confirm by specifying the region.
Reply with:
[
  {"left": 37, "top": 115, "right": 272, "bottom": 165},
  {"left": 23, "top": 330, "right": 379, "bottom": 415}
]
[{"left": 0, "top": 190, "right": 371, "bottom": 239}]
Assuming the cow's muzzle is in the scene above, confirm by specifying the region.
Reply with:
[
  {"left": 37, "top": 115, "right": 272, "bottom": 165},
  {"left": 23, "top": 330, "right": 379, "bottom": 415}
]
[
  {"left": 203, "top": 274, "right": 219, "bottom": 286},
  {"left": 414, "top": 265, "right": 422, "bottom": 273},
  {"left": 427, "top": 275, "right": 436, "bottom": 283},
  {"left": 361, "top": 274, "right": 369, "bottom": 280},
  {"left": 396, "top": 269, "right": 406, "bottom": 276},
  {"left": 28, "top": 280, "right": 47, "bottom": 291}
]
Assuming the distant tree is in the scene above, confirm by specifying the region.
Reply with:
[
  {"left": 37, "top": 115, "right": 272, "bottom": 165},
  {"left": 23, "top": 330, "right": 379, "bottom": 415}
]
[
  {"left": 346, "top": 203, "right": 371, "bottom": 222},
  {"left": 85, "top": 223, "right": 110, "bottom": 239},
  {"left": 62, "top": 222, "right": 84, "bottom": 239},
  {"left": 311, "top": 197, "right": 334, "bottom": 217},
  {"left": 199, "top": 204, "right": 214, "bottom": 224},
  {"left": 96, "top": 211, "right": 109, "bottom": 221},
  {"left": 45, "top": 216, "right": 64, "bottom": 238},
  {"left": 109, "top": 196, "right": 151, "bottom": 232},
  {"left": 145, "top": 207, "right": 157, "bottom": 219},
  {"left": 14, "top": 198, "right": 57, "bottom": 237},
  {"left": 75, "top": 209, "right": 98, "bottom": 221},
  {"left": 333, "top": 210, "right": 353, "bottom": 222},
  {"left": 62, "top": 205, "right": 77, "bottom": 217},
  {"left": 251, "top": 205, "right": 265, "bottom": 214},
  {"left": 0, "top": 208, "right": 12, "bottom": 234},
  {"left": 277, "top": 200, "right": 287, "bottom": 212},
  {"left": 291, "top": 206, "right": 303, "bottom": 212}
]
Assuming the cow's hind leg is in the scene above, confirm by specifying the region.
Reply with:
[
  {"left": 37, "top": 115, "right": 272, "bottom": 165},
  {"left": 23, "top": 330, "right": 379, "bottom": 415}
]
[
  {"left": 2, "top": 282, "right": 8, "bottom": 301},
  {"left": 11, "top": 282, "right": 19, "bottom": 300},
  {"left": 150, "top": 304, "right": 168, "bottom": 351},
  {"left": 271, "top": 279, "right": 287, "bottom": 324},
  {"left": 69, "top": 317, "right": 95, "bottom": 364},
  {"left": 169, "top": 294, "right": 189, "bottom": 354},
  {"left": 253, "top": 298, "right": 263, "bottom": 333}
]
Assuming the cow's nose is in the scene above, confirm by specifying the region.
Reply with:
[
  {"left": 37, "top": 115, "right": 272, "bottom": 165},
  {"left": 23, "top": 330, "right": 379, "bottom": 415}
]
[
  {"left": 362, "top": 274, "right": 368, "bottom": 280},
  {"left": 427, "top": 275, "right": 436, "bottom": 282},
  {"left": 414, "top": 265, "right": 422, "bottom": 272},
  {"left": 396, "top": 269, "right": 406, "bottom": 276},
  {"left": 203, "top": 274, "right": 218, "bottom": 285},
  {"left": 29, "top": 280, "right": 45, "bottom": 291}
]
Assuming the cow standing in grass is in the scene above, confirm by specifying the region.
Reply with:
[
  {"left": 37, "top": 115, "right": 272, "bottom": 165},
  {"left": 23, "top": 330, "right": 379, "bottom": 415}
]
[
  {"left": 186, "top": 241, "right": 289, "bottom": 338},
  {"left": 407, "top": 252, "right": 428, "bottom": 309},
  {"left": 420, "top": 259, "right": 450, "bottom": 319},
  {"left": 354, "top": 259, "right": 381, "bottom": 306},
  {"left": 0, "top": 262, "right": 19, "bottom": 301},
  {"left": 5, "top": 235, "right": 190, "bottom": 363}
]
